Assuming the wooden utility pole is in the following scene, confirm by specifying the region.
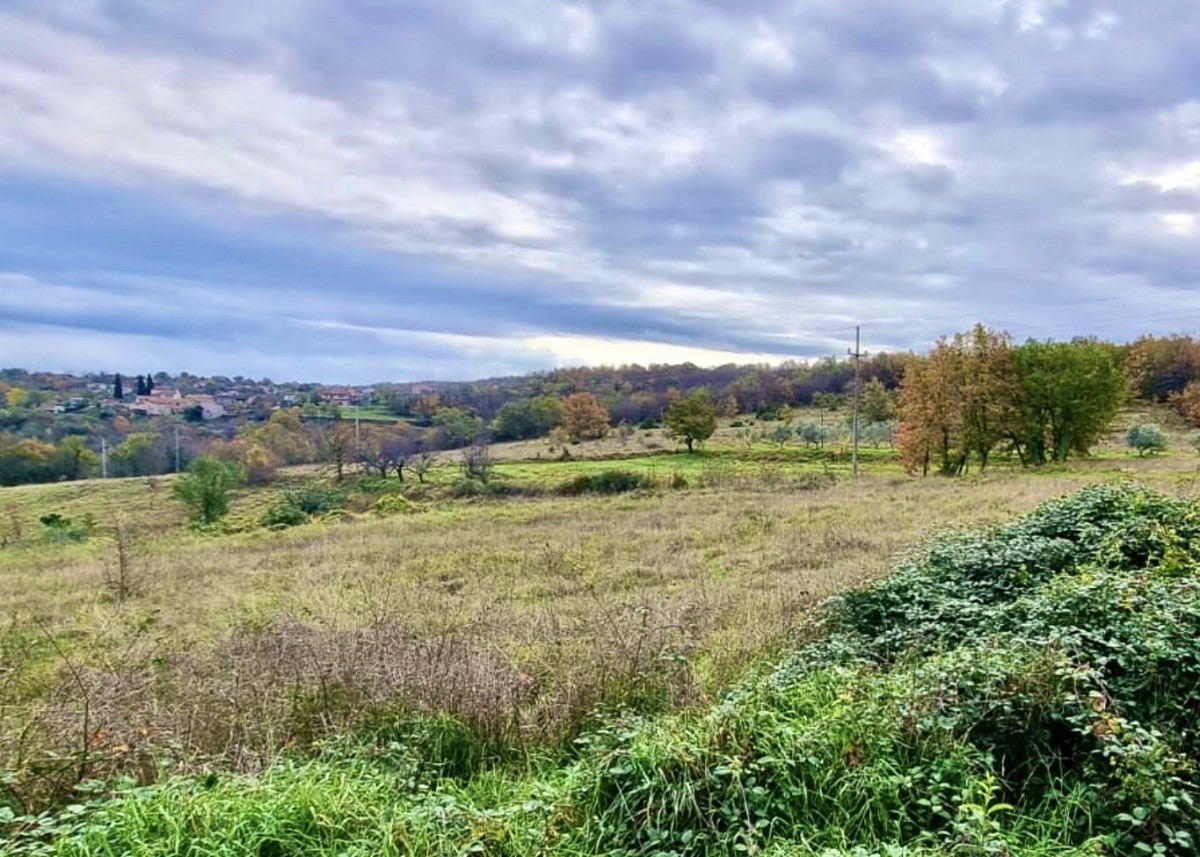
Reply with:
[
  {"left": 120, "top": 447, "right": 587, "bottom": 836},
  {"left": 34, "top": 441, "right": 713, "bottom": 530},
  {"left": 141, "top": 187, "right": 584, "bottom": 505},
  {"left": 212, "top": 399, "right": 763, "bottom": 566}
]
[
  {"left": 101, "top": 437, "right": 108, "bottom": 478},
  {"left": 848, "top": 326, "right": 864, "bottom": 477},
  {"left": 354, "top": 403, "right": 361, "bottom": 458}
]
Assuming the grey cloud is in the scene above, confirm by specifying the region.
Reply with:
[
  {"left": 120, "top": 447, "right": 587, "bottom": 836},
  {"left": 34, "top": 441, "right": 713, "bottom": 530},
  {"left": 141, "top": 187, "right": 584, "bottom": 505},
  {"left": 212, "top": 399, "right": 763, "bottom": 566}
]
[{"left": 1, "top": 0, "right": 1199, "bottom": 381}]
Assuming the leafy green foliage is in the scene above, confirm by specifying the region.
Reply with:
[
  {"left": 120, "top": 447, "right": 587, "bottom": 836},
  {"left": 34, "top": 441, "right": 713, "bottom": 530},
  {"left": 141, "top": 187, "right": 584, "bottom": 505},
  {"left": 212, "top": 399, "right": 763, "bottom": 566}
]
[
  {"left": 172, "top": 456, "right": 244, "bottom": 525},
  {"left": 1009, "top": 339, "right": 1125, "bottom": 464},
  {"left": 557, "top": 469, "right": 653, "bottom": 495},
  {"left": 665, "top": 388, "right": 717, "bottom": 452},
  {"left": 1127, "top": 423, "right": 1168, "bottom": 456},
  {"left": 431, "top": 407, "right": 484, "bottom": 448},
  {"left": 490, "top": 396, "right": 563, "bottom": 441}
]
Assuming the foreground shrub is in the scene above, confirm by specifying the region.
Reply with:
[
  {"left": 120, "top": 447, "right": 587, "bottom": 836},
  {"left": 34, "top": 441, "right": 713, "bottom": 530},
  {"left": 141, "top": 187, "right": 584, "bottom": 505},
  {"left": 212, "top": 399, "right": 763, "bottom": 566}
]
[{"left": 556, "top": 470, "right": 653, "bottom": 496}]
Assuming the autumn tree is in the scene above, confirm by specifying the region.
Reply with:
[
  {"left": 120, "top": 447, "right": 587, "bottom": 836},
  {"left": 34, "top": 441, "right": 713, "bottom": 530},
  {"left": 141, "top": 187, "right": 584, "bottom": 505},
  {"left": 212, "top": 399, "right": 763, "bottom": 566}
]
[
  {"left": 897, "top": 325, "right": 1017, "bottom": 474},
  {"left": 112, "top": 432, "right": 163, "bottom": 477},
  {"left": 1169, "top": 381, "right": 1200, "bottom": 426},
  {"left": 243, "top": 408, "right": 315, "bottom": 465},
  {"left": 561, "top": 392, "right": 610, "bottom": 440},
  {"left": 897, "top": 352, "right": 960, "bottom": 475},
  {"left": 0, "top": 435, "right": 57, "bottom": 485},
  {"left": 665, "top": 388, "right": 717, "bottom": 452},
  {"left": 1124, "top": 334, "right": 1200, "bottom": 401}
]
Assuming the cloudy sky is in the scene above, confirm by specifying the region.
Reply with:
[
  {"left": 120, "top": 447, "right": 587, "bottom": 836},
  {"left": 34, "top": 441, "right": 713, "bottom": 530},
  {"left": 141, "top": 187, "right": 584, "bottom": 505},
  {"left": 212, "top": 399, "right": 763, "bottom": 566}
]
[{"left": 1, "top": 1, "right": 1198, "bottom": 382}]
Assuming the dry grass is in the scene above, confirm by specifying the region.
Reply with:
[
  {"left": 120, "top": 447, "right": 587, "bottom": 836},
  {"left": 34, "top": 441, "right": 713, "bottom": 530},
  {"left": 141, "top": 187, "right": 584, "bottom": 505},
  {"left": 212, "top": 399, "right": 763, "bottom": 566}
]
[
  {"left": 5, "top": 405, "right": 1200, "bottom": 810},
  {"left": 3, "top": 465, "right": 1162, "bottom": 810}
]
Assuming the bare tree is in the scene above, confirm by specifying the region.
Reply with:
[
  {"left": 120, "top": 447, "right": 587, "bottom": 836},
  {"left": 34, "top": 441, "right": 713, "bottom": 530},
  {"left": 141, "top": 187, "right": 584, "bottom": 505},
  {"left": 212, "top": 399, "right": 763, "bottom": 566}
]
[
  {"left": 460, "top": 444, "right": 494, "bottom": 482},
  {"left": 409, "top": 449, "right": 436, "bottom": 484},
  {"left": 357, "top": 428, "right": 416, "bottom": 479}
]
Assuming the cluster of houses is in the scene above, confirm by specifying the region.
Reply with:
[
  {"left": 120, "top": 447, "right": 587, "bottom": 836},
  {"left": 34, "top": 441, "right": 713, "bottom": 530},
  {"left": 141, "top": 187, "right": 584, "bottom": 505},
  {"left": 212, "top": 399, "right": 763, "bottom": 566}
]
[
  {"left": 38, "top": 380, "right": 380, "bottom": 422},
  {"left": 128, "top": 388, "right": 227, "bottom": 420}
]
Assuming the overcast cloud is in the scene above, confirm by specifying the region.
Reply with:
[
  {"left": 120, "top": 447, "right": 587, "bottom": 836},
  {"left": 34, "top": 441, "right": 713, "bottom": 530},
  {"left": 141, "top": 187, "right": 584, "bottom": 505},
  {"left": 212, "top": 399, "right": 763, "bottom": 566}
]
[{"left": 1, "top": 0, "right": 1198, "bottom": 382}]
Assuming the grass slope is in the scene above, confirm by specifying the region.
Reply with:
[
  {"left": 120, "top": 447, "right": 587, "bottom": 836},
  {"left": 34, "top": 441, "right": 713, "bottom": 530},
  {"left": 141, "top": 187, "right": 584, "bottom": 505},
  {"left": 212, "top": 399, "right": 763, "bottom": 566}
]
[{"left": 6, "top": 483, "right": 1200, "bottom": 855}]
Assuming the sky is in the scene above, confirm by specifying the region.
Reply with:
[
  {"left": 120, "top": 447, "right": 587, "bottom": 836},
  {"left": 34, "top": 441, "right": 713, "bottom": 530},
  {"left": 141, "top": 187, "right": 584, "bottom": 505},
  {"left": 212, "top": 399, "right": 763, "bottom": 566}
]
[{"left": 1, "top": 1, "right": 1199, "bottom": 383}]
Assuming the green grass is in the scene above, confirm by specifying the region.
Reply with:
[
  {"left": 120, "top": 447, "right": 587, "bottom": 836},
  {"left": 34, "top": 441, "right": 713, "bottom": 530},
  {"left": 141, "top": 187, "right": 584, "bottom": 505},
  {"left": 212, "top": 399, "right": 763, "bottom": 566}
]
[
  {"left": 334, "top": 405, "right": 416, "bottom": 423},
  {"left": 10, "top": 484, "right": 1199, "bottom": 855}
]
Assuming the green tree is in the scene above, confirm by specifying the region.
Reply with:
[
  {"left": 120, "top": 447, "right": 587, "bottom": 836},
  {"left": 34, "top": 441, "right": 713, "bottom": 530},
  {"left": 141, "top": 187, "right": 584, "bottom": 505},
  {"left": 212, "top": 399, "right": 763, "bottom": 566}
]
[
  {"left": 492, "top": 396, "right": 564, "bottom": 441},
  {"left": 112, "top": 432, "right": 162, "bottom": 476},
  {"left": 665, "top": 388, "right": 717, "bottom": 452},
  {"left": 529, "top": 396, "right": 564, "bottom": 434},
  {"left": 113, "top": 374, "right": 124, "bottom": 401},
  {"left": 432, "top": 407, "right": 484, "bottom": 448},
  {"left": 173, "top": 456, "right": 244, "bottom": 525},
  {"left": 860, "top": 378, "right": 895, "bottom": 424},
  {"left": 1008, "top": 339, "right": 1125, "bottom": 464},
  {"left": 54, "top": 436, "right": 98, "bottom": 481}
]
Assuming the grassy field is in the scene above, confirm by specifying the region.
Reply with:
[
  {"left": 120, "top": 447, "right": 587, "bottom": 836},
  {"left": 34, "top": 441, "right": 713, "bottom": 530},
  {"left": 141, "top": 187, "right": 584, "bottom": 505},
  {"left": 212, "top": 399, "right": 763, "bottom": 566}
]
[
  {"left": 334, "top": 405, "right": 415, "bottom": 423},
  {"left": 4, "top": 407, "right": 1200, "bottom": 852}
]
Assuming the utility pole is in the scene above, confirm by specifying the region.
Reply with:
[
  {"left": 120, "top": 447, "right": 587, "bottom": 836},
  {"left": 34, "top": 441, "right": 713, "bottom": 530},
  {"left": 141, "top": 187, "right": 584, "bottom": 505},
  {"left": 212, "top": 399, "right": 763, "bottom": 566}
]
[
  {"left": 354, "top": 402, "right": 361, "bottom": 458},
  {"left": 848, "top": 325, "right": 865, "bottom": 477},
  {"left": 101, "top": 437, "right": 108, "bottom": 478}
]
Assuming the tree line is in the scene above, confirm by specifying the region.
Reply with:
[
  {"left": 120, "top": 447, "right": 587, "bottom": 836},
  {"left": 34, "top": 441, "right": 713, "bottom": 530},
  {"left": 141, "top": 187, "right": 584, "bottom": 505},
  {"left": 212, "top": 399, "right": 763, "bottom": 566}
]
[
  {"left": 9, "top": 328, "right": 1200, "bottom": 486},
  {"left": 897, "top": 326, "right": 1125, "bottom": 474}
]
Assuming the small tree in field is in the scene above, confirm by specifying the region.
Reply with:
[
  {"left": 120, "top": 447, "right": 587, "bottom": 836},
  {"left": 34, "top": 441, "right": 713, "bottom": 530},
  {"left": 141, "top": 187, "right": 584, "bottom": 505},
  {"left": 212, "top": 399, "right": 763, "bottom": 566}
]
[
  {"left": 460, "top": 444, "right": 495, "bottom": 483},
  {"left": 173, "top": 456, "right": 243, "bottom": 525},
  {"left": 562, "top": 393, "right": 610, "bottom": 440},
  {"left": 1127, "top": 424, "right": 1167, "bottom": 457},
  {"left": 665, "top": 388, "right": 717, "bottom": 452}
]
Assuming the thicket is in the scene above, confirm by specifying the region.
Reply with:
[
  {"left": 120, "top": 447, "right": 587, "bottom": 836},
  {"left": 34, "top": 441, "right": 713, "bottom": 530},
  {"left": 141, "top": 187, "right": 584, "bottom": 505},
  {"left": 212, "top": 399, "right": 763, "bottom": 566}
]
[{"left": 7, "top": 484, "right": 1200, "bottom": 855}]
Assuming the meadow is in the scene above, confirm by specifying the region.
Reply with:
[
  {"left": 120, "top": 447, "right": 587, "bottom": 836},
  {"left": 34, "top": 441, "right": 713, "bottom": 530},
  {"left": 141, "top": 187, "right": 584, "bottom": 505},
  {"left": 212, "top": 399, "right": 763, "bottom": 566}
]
[{"left": 3, "top": 409, "right": 1200, "bottom": 853}]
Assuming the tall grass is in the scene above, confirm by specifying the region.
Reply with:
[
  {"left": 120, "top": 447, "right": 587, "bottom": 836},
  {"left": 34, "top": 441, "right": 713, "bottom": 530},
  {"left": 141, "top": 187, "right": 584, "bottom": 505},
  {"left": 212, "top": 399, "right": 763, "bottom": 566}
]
[{"left": 7, "top": 483, "right": 1200, "bottom": 855}]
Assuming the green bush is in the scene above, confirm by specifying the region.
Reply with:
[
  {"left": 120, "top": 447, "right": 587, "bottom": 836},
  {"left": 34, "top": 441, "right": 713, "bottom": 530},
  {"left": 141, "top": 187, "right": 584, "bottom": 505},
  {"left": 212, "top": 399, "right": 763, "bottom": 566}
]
[
  {"left": 291, "top": 486, "right": 345, "bottom": 515},
  {"left": 37, "top": 512, "right": 95, "bottom": 543},
  {"left": 556, "top": 469, "right": 653, "bottom": 496},
  {"left": 1127, "top": 423, "right": 1168, "bottom": 456},
  {"left": 173, "top": 456, "right": 244, "bottom": 526},
  {"left": 261, "top": 498, "right": 308, "bottom": 529}
]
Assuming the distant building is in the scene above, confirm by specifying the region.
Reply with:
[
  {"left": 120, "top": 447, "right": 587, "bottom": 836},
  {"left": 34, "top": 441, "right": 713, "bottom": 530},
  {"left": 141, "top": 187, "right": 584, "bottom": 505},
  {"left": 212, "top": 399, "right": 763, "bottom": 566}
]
[
  {"left": 319, "top": 386, "right": 371, "bottom": 406},
  {"left": 131, "top": 390, "right": 225, "bottom": 420}
]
